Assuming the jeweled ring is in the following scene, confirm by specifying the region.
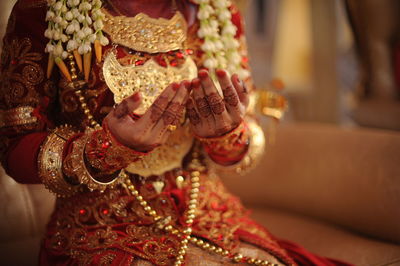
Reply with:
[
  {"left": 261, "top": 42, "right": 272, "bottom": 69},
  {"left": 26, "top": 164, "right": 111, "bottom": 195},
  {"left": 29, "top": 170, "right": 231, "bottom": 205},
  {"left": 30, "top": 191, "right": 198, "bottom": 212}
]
[{"left": 167, "top": 125, "right": 177, "bottom": 132}]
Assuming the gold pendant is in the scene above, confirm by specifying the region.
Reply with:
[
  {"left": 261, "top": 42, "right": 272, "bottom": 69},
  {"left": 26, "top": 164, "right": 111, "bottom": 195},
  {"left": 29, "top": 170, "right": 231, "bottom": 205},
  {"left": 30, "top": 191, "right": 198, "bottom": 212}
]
[
  {"left": 152, "top": 181, "right": 165, "bottom": 194},
  {"left": 103, "top": 52, "right": 198, "bottom": 114},
  {"left": 102, "top": 9, "right": 187, "bottom": 54},
  {"left": 125, "top": 125, "right": 194, "bottom": 177}
]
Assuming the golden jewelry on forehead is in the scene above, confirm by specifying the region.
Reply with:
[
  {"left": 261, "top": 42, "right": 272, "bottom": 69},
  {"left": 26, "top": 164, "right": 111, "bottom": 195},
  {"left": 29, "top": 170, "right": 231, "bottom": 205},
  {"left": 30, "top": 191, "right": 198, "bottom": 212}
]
[
  {"left": 102, "top": 9, "right": 187, "bottom": 53},
  {"left": 102, "top": 51, "right": 197, "bottom": 114}
]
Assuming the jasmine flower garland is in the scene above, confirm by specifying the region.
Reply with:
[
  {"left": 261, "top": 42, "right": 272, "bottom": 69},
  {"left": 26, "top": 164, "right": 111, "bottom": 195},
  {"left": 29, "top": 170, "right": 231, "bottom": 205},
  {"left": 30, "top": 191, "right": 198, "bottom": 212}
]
[{"left": 44, "top": 0, "right": 108, "bottom": 81}]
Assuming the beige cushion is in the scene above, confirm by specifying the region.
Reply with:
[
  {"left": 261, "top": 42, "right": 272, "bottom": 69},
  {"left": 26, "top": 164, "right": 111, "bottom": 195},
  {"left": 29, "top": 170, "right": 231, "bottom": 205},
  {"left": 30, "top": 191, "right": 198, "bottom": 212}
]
[
  {"left": 250, "top": 206, "right": 400, "bottom": 266},
  {"left": 223, "top": 123, "right": 400, "bottom": 243}
]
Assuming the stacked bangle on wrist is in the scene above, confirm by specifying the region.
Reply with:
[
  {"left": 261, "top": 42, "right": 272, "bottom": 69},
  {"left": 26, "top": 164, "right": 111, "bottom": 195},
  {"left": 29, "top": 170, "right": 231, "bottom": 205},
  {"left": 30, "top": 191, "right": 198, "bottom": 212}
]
[
  {"left": 205, "top": 119, "right": 265, "bottom": 175},
  {"left": 63, "top": 124, "right": 148, "bottom": 193},
  {"left": 38, "top": 125, "right": 81, "bottom": 197},
  {"left": 196, "top": 121, "right": 250, "bottom": 165}
]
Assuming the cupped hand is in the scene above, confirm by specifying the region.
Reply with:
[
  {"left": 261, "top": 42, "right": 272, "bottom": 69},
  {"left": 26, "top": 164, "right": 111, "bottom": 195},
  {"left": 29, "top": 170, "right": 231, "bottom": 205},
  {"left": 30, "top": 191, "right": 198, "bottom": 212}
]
[
  {"left": 186, "top": 69, "right": 249, "bottom": 138},
  {"left": 104, "top": 81, "right": 190, "bottom": 152}
]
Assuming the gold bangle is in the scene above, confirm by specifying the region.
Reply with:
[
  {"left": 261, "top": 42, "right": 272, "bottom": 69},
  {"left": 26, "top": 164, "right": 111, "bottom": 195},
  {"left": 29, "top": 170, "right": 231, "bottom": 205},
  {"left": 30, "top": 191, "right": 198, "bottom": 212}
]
[
  {"left": 205, "top": 119, "right": 265, "bottom": 175},
  {"left": 38, "top": 125, "right": 80, "bottom": 198},
  {"left": 65, "top": 128, "right": 122, "bottom": 193},
  {"left": 195, "top": 121, "right": 246, "bottom": 147},
  {"left": 0, "top": 106, "right": 38, "bottom": 129}
]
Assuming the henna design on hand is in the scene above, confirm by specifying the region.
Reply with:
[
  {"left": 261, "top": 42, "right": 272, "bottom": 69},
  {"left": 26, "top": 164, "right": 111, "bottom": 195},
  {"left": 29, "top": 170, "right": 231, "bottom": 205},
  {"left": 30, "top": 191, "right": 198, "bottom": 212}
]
[
  {"left": 196, "top": 98, "right": 212, "bottom": 118},
  {"left": 151, "top": 96, "right": 169, "bottom": 122},
  {"left": 223, "top": 86, "right": 239, "bottom": 107},
  {"left": 173, "top": 104, "right": 185, "bottom": 125},
  {"left": 163, "top": 102, "right": 181, "bottom": 125},
  {"left": 206, "top": 93, "right": 225, "bottom": 115},
  {"left": 187, "top": 100, "right": 201, "bottom": 125}
]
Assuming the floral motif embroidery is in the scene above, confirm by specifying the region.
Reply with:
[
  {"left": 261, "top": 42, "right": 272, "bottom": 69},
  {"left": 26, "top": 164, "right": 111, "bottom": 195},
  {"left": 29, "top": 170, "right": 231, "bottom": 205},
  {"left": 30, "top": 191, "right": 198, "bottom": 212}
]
[
  {"left": 44, "top": 172, "right": 284, "bottom": 265},
  {"left": 0, "top": 37, "right": 43, "bottom": 109}
]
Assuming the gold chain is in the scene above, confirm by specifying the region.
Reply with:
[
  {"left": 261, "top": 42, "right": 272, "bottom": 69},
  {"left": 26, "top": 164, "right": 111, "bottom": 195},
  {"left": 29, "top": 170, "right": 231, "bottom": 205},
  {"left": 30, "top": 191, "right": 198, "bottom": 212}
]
[
  {"left": 66, "top": 41, "right": 279, "bottom": 266},
  {"left": 67, "top": 55, "right": 99, "bottom": 128},
  {"left": 122, "top": 151, "right": 278, "bottom": 266}
]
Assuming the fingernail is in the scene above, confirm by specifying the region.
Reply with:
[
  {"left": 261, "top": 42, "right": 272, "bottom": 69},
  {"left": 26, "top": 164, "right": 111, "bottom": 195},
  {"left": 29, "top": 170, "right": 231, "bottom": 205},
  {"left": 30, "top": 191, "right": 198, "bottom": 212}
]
[
  {"left": 182, "top": 80, "right": 191, "bottom": 90},
  {"left": 132, "top": 92, "right": 140, "bottom": 101},
  {"left": 192, "top": 78, "right": 201, "bottom": 88},
  {"left": 216, "top": 69, "right": 225, "bottom": 78},
  {"left": 198, "top": 70, "right": 208, "bottom": 79},
  {"left": 172, "top": 82, "right": 180, "bottom": 91},
  {"left": 233, "top": 74, "right": 239, "bottom": 83}
]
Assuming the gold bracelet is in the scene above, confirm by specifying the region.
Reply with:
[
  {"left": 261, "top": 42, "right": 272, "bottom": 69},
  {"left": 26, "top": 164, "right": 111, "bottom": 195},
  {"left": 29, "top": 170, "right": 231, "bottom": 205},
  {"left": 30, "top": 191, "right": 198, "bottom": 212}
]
[
  {"left": 64, "top": 128, "right": 123, "bottom": 193},
  {"left": 195, "top": 121, "right": 246, "bottom": 148},
  {"left": 205, "top": 119, "right": 265, "bottom": 175},
  {"left": 38, "top": 125, "right": 81, "bottom": 198},
  {"left": 0, "top": 106, "right": 38, "bottom": 129}
]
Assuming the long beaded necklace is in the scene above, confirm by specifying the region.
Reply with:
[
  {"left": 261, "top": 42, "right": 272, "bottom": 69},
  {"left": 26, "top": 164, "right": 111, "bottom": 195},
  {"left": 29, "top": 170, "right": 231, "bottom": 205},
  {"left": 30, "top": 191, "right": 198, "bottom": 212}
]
[{"left": 66, "top": 54, "right": 281, "bottom": 265}]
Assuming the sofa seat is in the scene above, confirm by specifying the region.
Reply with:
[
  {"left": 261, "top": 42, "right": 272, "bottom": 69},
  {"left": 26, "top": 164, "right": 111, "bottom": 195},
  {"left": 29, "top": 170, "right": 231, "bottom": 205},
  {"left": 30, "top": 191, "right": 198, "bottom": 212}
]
[{"left": 250, "top": 206, "right": 400, "bottom": 266}]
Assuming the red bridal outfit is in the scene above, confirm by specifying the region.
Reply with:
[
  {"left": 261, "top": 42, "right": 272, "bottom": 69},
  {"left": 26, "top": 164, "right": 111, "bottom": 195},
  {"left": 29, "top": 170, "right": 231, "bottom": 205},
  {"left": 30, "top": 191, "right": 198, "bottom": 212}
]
[{"left": 0, "top": 0, "right": 352, "bottom": 265}]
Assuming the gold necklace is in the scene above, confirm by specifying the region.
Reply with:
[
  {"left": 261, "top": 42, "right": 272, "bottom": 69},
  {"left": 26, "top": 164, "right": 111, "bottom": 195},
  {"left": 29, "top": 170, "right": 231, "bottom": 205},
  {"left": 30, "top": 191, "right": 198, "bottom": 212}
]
[
  {"left": 65, "top": 19, "right": 280, "bottom": 266},
  {"left": 103, "top": 51, "right": 197, "bottom": 111},
  {"left": 102, "top": 7, "right": 187, "bottom": 53}
]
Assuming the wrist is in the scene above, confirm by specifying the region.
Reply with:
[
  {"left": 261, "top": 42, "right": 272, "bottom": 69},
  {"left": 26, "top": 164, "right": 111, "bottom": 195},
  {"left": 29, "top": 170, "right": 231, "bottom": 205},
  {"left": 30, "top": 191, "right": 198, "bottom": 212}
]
[{"left": 197, "top": 121, "right": 250, "bottom": 165}]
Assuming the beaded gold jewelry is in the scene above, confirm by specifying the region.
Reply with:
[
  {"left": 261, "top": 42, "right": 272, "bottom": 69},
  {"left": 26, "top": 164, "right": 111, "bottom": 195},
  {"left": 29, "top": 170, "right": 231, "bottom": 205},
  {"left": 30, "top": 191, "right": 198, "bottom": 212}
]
[
  {"left": 55, "top": 3, "right": 279, "bottom": 264},
  {"left": 38, "top": 125, "right": 81, "bottom": 197},
  {"left": 122, "top": 149, "right": 278, "bottom": 265}
]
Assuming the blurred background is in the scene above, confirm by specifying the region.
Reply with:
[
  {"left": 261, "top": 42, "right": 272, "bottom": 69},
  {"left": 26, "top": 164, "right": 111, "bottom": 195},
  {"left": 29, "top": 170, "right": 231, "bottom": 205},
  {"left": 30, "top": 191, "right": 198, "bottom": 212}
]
[{"left": 238, "top": 0, "right": 400, "bottom": 131}]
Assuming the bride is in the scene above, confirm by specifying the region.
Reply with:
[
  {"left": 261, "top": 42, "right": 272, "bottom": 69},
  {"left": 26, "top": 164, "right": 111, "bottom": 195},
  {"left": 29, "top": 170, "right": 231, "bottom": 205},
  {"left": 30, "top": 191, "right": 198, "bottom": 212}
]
[{"left": 0, "top": 0, "right": 352, "bottom": 265}]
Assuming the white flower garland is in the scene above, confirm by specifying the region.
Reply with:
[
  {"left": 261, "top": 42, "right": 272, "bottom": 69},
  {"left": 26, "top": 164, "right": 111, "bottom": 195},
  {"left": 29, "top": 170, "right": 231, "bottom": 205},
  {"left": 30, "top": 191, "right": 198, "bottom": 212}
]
[
  {"left": 45, "top": 0, "right": 109, "bottom": 80},
  {"left": 194, "top": 0, "right": 249, "bottom": 80},
  {"left": 45, "top": 0, "right": 108, "bottom": 58},
  {"left": 44, "top": 0, "right": 248, "bottom": 80}
]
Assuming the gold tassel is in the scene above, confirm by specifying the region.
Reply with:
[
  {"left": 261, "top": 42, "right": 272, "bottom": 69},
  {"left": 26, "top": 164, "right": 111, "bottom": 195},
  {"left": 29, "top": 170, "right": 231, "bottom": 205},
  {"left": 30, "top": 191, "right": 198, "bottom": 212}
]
[
  {"left": 55, "top": 57, "right": 72, "bottom": 82},
  {"left": 46, "top": 54, "right": 55, "bottom": 79},
  {"left": 73, "top": 49, "right": 83, "bottom": 72},
  {"left": 94, "top": 40, "right": 102, "bottom": 63},
  {"left": 83, "top": 51, "right": 92, "bottom": 82}
]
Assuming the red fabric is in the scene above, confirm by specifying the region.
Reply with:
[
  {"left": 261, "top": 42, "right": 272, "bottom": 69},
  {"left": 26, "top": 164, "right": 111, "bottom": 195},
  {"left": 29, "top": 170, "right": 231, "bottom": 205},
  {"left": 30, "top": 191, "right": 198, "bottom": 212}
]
[
  {"left": 5, "top": 132, "right": 48, "bottom": 184},
  {"left": 394, "top": 42, "right": 400, "bottom": 92},
  {"left": 278, "top": 240, "right": 353, "bottom": 266}
]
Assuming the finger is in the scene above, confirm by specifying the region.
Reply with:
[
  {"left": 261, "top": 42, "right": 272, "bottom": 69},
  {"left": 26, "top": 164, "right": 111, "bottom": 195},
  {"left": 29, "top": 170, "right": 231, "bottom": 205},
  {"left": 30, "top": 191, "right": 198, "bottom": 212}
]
[
  {"left": 158, "top": 94, "right": 187, "bottom": 145},
  {"left": 135, "top": 82, "right": 179, "bottom": 132},
  {"left": 153, "top": 81, "right": 189, "bottom": 141},
  {"left": 231, "top": 74, "right": 249, "bottom": 107},
  {"left": 198, "top": 70, "right": 226, "bottom": 115},
  {"left": 163, "top": 80, "right": 190, "bottom": 126},
  {"left": 199, "top": 70, "right": 231, "bottom": 136},
  {"left": 192, "top": 78, "right": 214, "bottom": 132},
  {"left": 186, "top": 97, "right": 202, "bottom": 129},
  {"left": 216, "top": 69, "right": 242, "bottom": 124},
  {"left": 112, "top": 92, "right": 141, "bottom": 119}
]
